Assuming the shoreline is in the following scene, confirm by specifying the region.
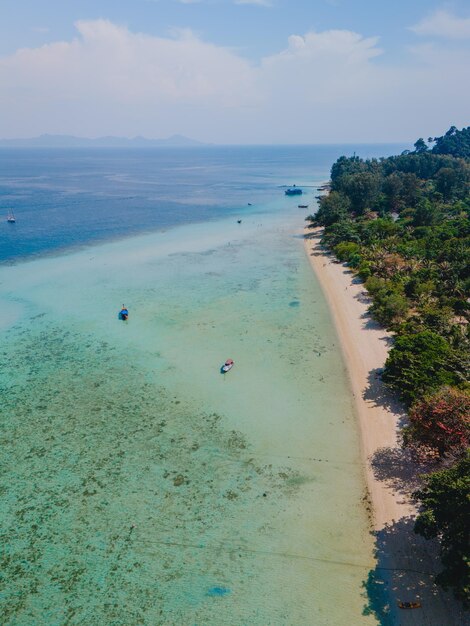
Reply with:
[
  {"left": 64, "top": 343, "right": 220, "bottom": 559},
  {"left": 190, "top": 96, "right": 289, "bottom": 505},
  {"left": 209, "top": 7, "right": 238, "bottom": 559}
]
[
  {"left": 304, "top": 226, "right": 467, "bottom": 625},
  {"left": 304, "top": 227, "right": 412, "bottom": 529}
]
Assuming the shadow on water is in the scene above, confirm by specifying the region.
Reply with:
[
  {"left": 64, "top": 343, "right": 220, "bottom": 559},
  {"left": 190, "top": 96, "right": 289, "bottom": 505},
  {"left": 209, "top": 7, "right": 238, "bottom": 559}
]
[
  {"left": 362, "top": 568, "right": 394, "bottom": 626},
  {"left": 362, "top": 517, "right": 468, "bottom": 626},
  {"left": 362, "top": 517, "right": 429, "bottom": 626}
]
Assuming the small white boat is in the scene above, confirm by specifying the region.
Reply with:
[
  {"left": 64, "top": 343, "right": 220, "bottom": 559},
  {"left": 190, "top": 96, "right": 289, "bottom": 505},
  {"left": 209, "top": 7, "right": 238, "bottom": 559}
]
[
  {"left": 221, "top": 359, "right": 234, "bottom": 373},
  {"left": 6, "top": 210, "right": 16, "bottom": 223}
]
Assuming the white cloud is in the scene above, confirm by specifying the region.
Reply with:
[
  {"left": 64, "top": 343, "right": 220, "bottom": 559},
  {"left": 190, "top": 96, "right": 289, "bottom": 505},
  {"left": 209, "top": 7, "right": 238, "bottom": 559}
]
[
  {"left": 266, "top": 30, "right": 382, "bottom": 65},
  {"left": 0, "top": 20, "right": 468, "bottom": 143},
  {"left": 410, "top": 9, "right": 470, "bottom": 39},
  {"left": 0, "top": 20, "right": 258, "bottom": 139},
  {"left": 235, "top": 0, "right": 272, "bottom": 6}
]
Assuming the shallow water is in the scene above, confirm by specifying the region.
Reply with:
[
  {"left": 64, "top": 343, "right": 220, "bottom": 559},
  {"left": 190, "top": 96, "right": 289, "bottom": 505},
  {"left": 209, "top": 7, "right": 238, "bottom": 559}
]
[{"left": 0, "top": 201, "right": 380, "bottom": 624}]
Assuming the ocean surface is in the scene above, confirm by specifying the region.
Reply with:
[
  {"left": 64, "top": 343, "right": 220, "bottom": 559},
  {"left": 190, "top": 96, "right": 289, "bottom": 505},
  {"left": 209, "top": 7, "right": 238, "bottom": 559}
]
[{"left": 0, "top": 145, "right": 406, "bottom": 625}]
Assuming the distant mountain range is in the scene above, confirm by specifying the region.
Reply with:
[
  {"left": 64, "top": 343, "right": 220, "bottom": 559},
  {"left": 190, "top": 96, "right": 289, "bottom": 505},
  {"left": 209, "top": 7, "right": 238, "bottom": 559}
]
[{"left": 0, "top": 134, "right": 208, "bottom": 148}]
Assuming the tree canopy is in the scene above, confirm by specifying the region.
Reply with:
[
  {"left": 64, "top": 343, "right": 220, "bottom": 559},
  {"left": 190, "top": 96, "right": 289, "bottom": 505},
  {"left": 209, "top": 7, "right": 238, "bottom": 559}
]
[
  {"left": 383, "top": 331, "right": 460, "bottom": 405},
  {"left": 432, "top": 126, "right": 470, "bottom": 159},
  {"left": 404, "top": 387, "right": 470, "bottom": 460}
]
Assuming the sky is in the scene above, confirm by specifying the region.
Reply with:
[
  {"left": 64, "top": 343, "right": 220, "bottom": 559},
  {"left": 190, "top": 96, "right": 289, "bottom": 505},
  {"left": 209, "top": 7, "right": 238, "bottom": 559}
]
[{"left": 0, "top": 0, "right": 469, "bottom": 144}]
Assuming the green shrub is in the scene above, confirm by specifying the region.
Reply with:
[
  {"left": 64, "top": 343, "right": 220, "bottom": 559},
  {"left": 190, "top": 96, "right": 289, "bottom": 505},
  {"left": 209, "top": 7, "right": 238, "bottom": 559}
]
[
  {"left": 357, "top": 261, "right": 372, "bottom": 280},
  {"left": 348, "top": 253, "right": 362, "bottom": 268},
  {"left": 370, "top": 292, "right": 409, "bottom": 327},
  {"left": 334, "top": 241, "right": 360, "bottom": 262},
  {"left": 364, "top": 275, "right": 387, "bottom": 295}
]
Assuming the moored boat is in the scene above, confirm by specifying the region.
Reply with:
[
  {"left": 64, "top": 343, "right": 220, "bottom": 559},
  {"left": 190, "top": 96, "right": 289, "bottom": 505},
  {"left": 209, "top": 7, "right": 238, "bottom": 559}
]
[
  {"left": 221, "top": 358, "right": 234, "bottom": 373},
  {"left": 118, "top": 305, "right": 129, "bottom": 320},
  {"left": 285, "top": 187, "right": 302, "bottom": 196}
]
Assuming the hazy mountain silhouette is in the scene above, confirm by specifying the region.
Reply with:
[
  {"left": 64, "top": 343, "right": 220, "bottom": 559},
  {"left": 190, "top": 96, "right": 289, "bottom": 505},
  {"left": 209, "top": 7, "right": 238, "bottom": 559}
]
[{"left": 0, "top": 134, "right": 208, "bottom": 148}]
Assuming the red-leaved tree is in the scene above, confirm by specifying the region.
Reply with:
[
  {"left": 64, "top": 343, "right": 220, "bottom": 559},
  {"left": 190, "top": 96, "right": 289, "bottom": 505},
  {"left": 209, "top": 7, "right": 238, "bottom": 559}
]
[{"left": 404, "top": 387, "right": 470, "bottom": 460}]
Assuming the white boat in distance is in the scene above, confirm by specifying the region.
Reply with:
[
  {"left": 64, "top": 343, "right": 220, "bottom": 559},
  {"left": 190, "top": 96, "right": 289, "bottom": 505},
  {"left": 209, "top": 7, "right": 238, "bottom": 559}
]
[{"left": 6, "top": 210, "right": 16, "bottom": 223}]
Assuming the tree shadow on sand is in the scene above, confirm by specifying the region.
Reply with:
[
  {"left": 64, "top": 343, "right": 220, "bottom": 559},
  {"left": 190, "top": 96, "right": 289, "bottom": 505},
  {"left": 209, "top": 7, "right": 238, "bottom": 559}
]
[
  {"left": 356, "top": 290, "right": 372, "bottom": 305},
  {"left": 370, "top": 446, "right": 432, "bottom": 497},
  {"left": 364, "top": 368, "right": 436, "bottom": 495},
  {"left": 304, "top": 230, "right": 337, "bottom": 259},
  {"left": 362, "top": 517, "right": 467, "bottom": 626},
  {"left": 308, "top": 243, "right": 335, "bottom": 260},
  {"left": 363, "top": 369, "right": 406, "bottom": 419}
]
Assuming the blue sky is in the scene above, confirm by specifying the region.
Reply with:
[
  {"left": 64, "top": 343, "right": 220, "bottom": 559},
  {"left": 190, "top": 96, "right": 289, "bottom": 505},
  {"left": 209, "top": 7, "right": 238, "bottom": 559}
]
[
  {"left": 3, "top": 0, "right": 467, "bottom": 61},
  {"left": 0, "top": 0, "right": 469, "bottom": 143}
]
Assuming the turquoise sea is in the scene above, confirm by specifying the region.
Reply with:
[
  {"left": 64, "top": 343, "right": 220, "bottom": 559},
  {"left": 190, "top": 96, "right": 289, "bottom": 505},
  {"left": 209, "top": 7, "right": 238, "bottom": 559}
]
[{"left": 0, "top": 145, "right": 406, "bottom": 625}]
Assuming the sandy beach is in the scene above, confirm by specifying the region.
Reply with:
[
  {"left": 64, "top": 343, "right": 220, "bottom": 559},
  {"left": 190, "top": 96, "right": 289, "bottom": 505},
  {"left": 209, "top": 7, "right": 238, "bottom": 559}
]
[{"left": 304, "top": 227, "right": 468, "bottom": 625}]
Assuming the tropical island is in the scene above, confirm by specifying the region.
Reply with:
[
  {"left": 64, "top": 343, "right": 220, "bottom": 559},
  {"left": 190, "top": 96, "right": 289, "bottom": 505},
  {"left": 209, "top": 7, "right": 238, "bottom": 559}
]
[{"left": 305, "top": 125, "right": 469, "bottom": 612}]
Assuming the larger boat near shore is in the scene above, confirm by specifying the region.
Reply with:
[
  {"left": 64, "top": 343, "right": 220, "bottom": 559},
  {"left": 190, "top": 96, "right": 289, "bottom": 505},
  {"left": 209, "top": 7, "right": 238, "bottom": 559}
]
[{"left": 285, "top": 187, "right": 303, "bottom": 196}]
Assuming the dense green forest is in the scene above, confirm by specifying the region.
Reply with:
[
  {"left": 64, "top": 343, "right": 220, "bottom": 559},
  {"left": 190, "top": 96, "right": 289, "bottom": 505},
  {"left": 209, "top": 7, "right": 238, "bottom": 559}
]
[{"left": 307, "top": 126, "right": 470, "bottom": 603}]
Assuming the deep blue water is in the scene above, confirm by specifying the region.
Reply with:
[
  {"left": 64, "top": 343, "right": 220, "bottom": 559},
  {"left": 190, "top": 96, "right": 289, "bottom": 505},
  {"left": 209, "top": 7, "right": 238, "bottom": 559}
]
[{"left": 0, "top": 144, "right": 408, "bottom": 262}]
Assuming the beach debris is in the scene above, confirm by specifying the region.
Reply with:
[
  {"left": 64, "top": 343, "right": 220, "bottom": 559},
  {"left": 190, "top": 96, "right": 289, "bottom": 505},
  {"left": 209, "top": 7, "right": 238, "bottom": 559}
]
[{"left": 398, "top": 601, "right": 422, "bottom": 609}]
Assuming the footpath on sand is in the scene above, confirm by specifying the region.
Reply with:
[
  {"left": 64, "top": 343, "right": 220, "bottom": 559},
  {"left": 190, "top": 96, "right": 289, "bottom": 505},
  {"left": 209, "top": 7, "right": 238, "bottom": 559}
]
[{"left": 304, "top": 227, "right": 467, "bottom": 626}]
